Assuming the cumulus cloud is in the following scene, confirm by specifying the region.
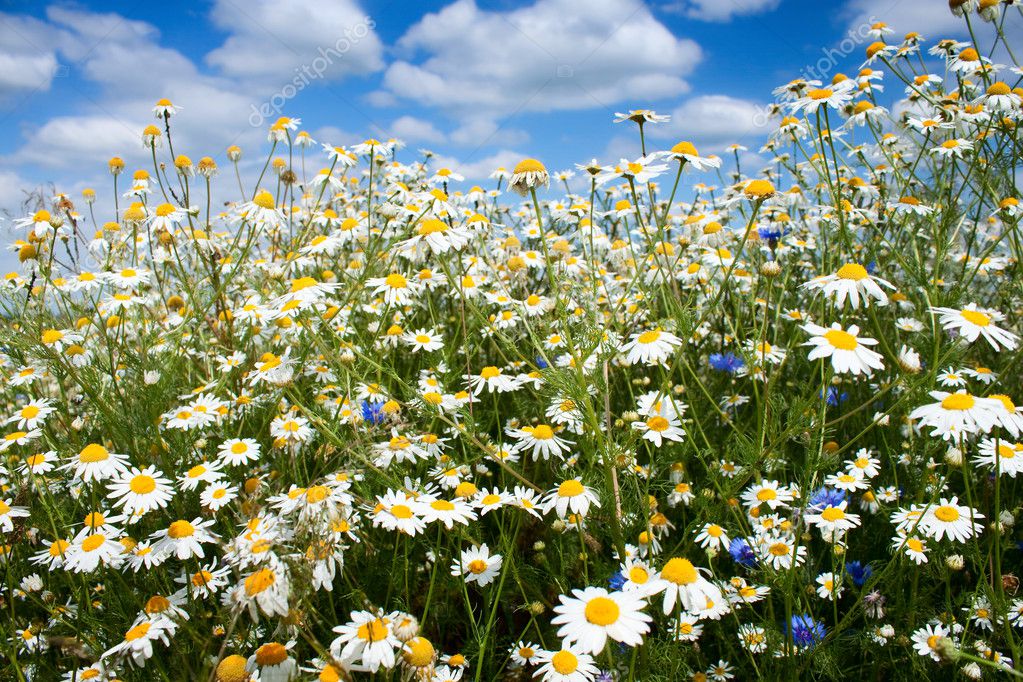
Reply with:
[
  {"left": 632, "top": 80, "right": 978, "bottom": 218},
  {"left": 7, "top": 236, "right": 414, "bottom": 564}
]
[
  {"left": 206, "top": 0, "right": 384, "bottom": 84},
  {"left": 844, "top": 0, "right": 1022, "bottom": 38},
  {"left": 653, "top": 95, "right": 767, "bottom": 150},
  {"left": 661, "top": 0, "right": 780, "bottom": 22},
  {"left": 429, "top": 149, "right": 526, "bottom": 182},
  {"left": 0, "top": 13, "right": 65, "bottom": 98},
  {"left": 376, "top": 0, "right": 701, "bottom": 116},
  {"left": 388, "top": 116, "right": 446, "bottom": 144}
]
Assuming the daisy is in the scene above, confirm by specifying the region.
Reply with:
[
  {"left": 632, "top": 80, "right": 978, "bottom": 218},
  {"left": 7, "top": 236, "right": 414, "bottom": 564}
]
[
  {"left": 20, "top": 450, "right": 58, "bottom": 476},
  {"left": 417, "top": 496, "right": 478, "bottom": 529},
  {"left": 632, "top": 413, "right": 685, "bottom": 447},
  {"left": 975, "top": 439, "right": 1023, "bottom": 477},
  {"left": 7, "top": 398, "right": 55, "bottom": 429},
  {"left": 373, "top": 491, "right": 427, "bottom": 537},
  {"left": 508, "top": 424, "right": 573, "bottom": 460},
  {"left": 801, "top": 263, "right": 893, "bottom": 308},
  {"left": 101, "top": 618, "right": 173, "bottom": 667},
  {"left": 920, "top": 497, "right": 983, "bottom": 543},
  {"left": 930, "top": 304, "right": 1018, "bottom": 351},
  {"left": 791, "top": 81, "right": 855, "bottom": 113},
  {"left": 150, "top": 517, "right": 219, "bottom": 560},
  {"left": 508, "top": 158, "right": 549, "bottom": 196},
  {"left": 912, "top": 623, "right": 953, "bottom": 662},
  {"left": 669, "top": 140, "right": 721, "bottom": 171},
  {"left": 230, "top": 566, "right": 291, "bottom": 619},
  {"left": 247, "top": 641, "right": 298, "bottom": 682},
  {"left": 106, "top": 466, "right": 174, "bottom": 515},
  {"left": 451, "top": 544, "right": 503, "bottom": 587},
  {"left": 542, "top": 479, "right": 601, "bottom": 519},
  {"left": 532, "top": 644, "right": 600, "bottom": 682},
  {"left": 987, "top": 395, "right": 1023, "bottom": 437},
  {"left": 802, "top": 322, "right": 885, "bottom": 376},
  {"left": 908, "top": 391, "right": 1000, "bottom": 441},
  {"left": 694, "top": 523, "right": 731, "bottom": 552},
  {"left": 331, "top": 611, "right": 402, "bottom": 673},
  {"left": 756, "top": 533, "right": 807, "bottom": 570},
  {"left": 63, "top": 443, "right": 130, "bottom": 482},
  {"left": 367, "top": 272, "right": 420, "bottom": 306},
  {"left": 467, "top": 366, "right": 519, "bottom": 396},
  {"left": 552, "top": 586, "right": 651, "bottom": 654},
  {"left": 510, "top": 641, "right": 541, "bottom": 667},
  {"left": 0, "top": 429, "right": 40, "bottom": 452},
  {"left": 668, "top": 613, "right": 703, "bottom": 642},
  {"left": 178, "top": 460, "right": 224, "bottom": 491},
  {"left": 892, "top": 533, "right": 929, "bottom": 564},
  {"left": 404, "top": 328, "right": 444, "bottom": 352},
  {"left": 201, "top": 482, "right": 237, "bottom": 510},
  {"left": 651, "top": 557, "right": 723, "bottom": 616},
  {"left": 218, "top": 438, "right": 261, "bottom": 466},
  {"left": 614, "top": 110, "right": 670, "bottom": 124},
  {"left": 620, "top": 329, "right": 682, "bottom": 366},
  {"left": 804, "top": 500, "right": 861, "bottom": 535},
  {"left": 0, "top": 499, "right": 30, "bottom": 532},
  {"left": 741, "top": 480, "right": 794, "bottom": 510},
  {"left": 64, "top": 531, "right": 124, "bottom": 573}
]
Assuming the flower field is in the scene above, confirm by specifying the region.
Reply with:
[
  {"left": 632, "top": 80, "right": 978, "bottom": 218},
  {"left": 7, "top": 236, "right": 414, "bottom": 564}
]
[{"left": 2, "top": 6, "right": 1023, "bottom": 681}]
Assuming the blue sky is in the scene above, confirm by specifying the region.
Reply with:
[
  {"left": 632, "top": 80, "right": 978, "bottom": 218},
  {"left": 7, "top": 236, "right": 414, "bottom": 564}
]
[{"left": 0, "top": 0, "right": 1005, "bottom": 219}]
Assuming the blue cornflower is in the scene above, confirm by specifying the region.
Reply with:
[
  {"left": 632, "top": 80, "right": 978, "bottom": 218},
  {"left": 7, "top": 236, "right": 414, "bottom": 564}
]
[
  {"left": 809, "top": 487, "right": 847, "bottom": 510},
  {"left": 728, "top": 537, "right": 757, "bottom": 567},
  {"left": 758, "top": 224, "right": 785, "bottom": 244},
  {"left": 360, "top": 400, "right": 385, "bottom": 425},
  {"left": 788, "top": 614, "right": 826, "bottom": 648},
  {"left": 535, "top": 356, "right": 549, "bottom": 369},
  {"left": 709, "top": 352, "right": 745, "bottom": 374},
  {"left": 607, "top": 570, "right": 626, "bottom": 592},
  {"left": 822, "top": 386, "right": 848, "bottom": 406},
  {"left": 845, "top": 561, "right": 872, "bottom": 587}
]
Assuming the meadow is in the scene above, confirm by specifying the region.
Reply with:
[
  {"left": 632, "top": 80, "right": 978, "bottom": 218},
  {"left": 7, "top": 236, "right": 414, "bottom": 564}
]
[{"left": 1, "top": 4, "right": 1023, "bottom": 680}]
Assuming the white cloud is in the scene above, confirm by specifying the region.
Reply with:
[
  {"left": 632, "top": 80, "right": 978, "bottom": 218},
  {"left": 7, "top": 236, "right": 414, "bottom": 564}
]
[
  {"left": 377, "top": 0, "right": 701, "bottom": 116},
  {"left": 653, "top": 95, "right": 767, "bottom": 150},
  {"left": 0, "top": 13, "right": 65, "bottom": 98},
  {"left": 844, "top": 0, "right": 1020, "bottom": 37},
  {"left": 448, "top": 118, "right": 529, "bottom": 148},
  {"left": 388, "top": 116, "right": 446, "bottom": 144},
  {"left": 205, "top": 0, "right": 384, "bottom": 84},
  {"left": 662, "top": 0, "right": 780, "bottom": 22},
  {"left": 430, "top": 149, "right": 526, "bottom": 182}
]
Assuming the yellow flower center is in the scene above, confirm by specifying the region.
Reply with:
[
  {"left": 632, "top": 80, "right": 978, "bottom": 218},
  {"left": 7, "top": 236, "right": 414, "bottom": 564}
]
[
  {"left": 934, "top": 505, "right": 960, "bottom": 523},
  {"left": 551, "top": 650, "right": 578, "bottom": 675},
  {"left": 255, "top": 642, "right": 288, "bottom": 666},
  {"left": 941, "top": 393, "right": 975, "bottom": 410},
  {"left": 646, "top": 416, "right": 670, "bottom": 432},
  {"left": 357, "top": 619, "right": 389, "bottom": 642},
  {"left": 584, "top": 596, "right": 620, "bottom": 625},
  {"left": 824, "top": 329, "right": 858, "bottom": 350},
  {"left": 124, "top": 622, "right": 151, "bottom": 642},
  {"left": 820, "top": 507, "right": 845, "bottom": 522},
  {"left": 836, "top": 263, "right": 868, "bottom": 280},
  {"left": 661, "top": 557, "right": 698, "bottom": 585},
  {"left": 960, "top": 309, "right": 990, "bottom": 326},
  {"left": 130, "top": 475, "right": 156, "bottom": 494},
  {"left": 384, "top": 273, "right": 408, "bottom": 289},
  {"left": 167, "top": 520, "right": 195, "bottom": 538},
  {"left": 558, "top": 480, "right": 584, "bottom": 497},
  {"left": 637, "top": 330, "right": 661, "bottom": 344},
  {"left": 244, "top": 568, "right": 275, "bottom": 595},
  {"left": 532, "top": 424, "right": 554, "bottom": 440}
]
